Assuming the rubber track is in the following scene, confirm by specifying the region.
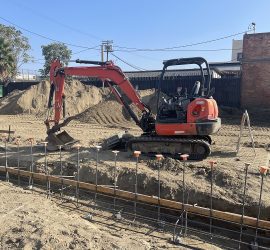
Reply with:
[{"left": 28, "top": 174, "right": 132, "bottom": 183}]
[{"left": 127, "top": 136, "right": 211, "bottom": 160}]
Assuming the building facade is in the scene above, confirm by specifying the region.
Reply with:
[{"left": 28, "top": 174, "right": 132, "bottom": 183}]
[{"left": 241, "top": 32, "right": 270, "bottom": 108}]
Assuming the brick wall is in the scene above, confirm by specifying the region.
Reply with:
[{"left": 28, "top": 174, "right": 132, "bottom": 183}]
[{"left": 241, "top": 32, "right": 270, "bottom": 108}]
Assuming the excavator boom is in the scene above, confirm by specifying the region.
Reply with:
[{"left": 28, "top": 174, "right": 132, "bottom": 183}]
[{"left": 45, "top": 59, "right": 153, "bottom": 150}]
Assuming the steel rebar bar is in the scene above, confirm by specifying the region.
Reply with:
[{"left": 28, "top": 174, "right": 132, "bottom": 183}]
[
  {"left": 209, "top": 160, "right": 217, "bottom": 240},
  {"left": 155, "top": 154, "right": 163, "bottom": 225},
  {"left": 75, "top": 144, "right": 81, "bottom": 207},
  {"left": 95, "top": 145, "right": 101, "bottom": 206},
  {"left": 16, "top": 140, "right": 20, "bottom": 185},
  {"left": 180, "top": 154, "right": 189, "bottom": 236},
  {"left": 42, "top": 142, "right": 50, "bottom": 198},
  {"left": 4, "top": 137, "right": 9, "bottom": 182},
  {"left": 112, "top": 150, "right": 119, "bottom": 217},
  {"left": 133, "top": 151, "right": 141, "bottom": 221},
  {"left": 28, "top": 138, "right": 34, "bottom": 189},
  {"left": 59, "top": 145, "right": 63, "bottom": 198},
  {"left": 254, "top": 166, "right": 268, "bottom": 244},
  {"left": 238, "top": 162, "right": 250, "bottom": 249}
]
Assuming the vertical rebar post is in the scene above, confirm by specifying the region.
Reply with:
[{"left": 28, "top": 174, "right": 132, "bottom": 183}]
[
  {"left": 112, "top": 150, "right": 120, "bottom": 217},
  {"left": 155, "top": 154, "right": 164, "bottom": 224},
  {"left": 58, "top": 145, "right": 63, "bottom": 198},
  {"left": 180, "top": 154, "right": 189, "bottom": 237},
  {"left": 254, "top": 166, "right": 268, "bottom": 244},
  {"left": 8, "top": 125, "right": 11, "bottom": 142},
  {"left": 3, "top": 136, "right": 9, "bottom": 182},
  {"left": 73, "top": 144, "right": 81, "bottom": 207},
  {"left": 28, "top": 138, "right": 34, "bottom": 189},
  {"left": 94, "top": 145, "right": 102, "bottom": 207},
  {"left": 42, "top": 142, "right": 49, "bottom": 198},
  {"left": 133, "top": 151, "right": 141, "bottom": 221},
  {"left": 16, "top": 139, "right": 21, "bottom": 185},
  {"left": 238, "top": 162, "right": 250, "bottom": 249},
  {"left": 208, "top": 160, "right": 217, "bottom": 240}
]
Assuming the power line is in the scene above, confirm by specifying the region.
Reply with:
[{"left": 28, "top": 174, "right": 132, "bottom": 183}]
[
  {"left": 114, "top": 48, "right": 241, "bottom": 53},
  {"left": 30, "top": 47, "right": 100, "bottom": 65},
  {"left": 0, "top": 15, "right": 247, "bottom": 55},
  {"left": 0, "top": 16, "right": 99, "bottom": 50},
  {"left": 110, "top": 53, "right": 148, "bottom": 71},
  {"left": 113, "top": 30, "right": 249, "bottom": 51},
  {"left": 3, "top": 0, "right": 255, "bottom": 53},
  {"left": 9, "top": 1, "right": 102, "bottom": 42},
  {"left": 72, "top": 47, "right": 100, "bottom": 55}
]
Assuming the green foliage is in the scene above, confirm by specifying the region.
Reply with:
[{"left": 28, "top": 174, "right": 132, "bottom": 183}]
[
  {"left": 41, "top": 43, "right": 72, "bottom": 76},
  {"left": 0, "top": 37, "right": 16, "bottom": 82},
  {"left": 0, "top": 24, "right": 32, "bottom": 72}
]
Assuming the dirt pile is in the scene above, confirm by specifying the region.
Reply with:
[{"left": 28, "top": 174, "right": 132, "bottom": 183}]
[
  {"left": 0, "top": 84, "right": 159, "bottom": 126},
  {"left": 76, "top": 89, "right": 156, "bottom": 126},
  {"left": 0, "top": 80, "right": 107, "bottom": 116},
  {"left": 147, "top": 158, "right": 183, "bottom": 172}
]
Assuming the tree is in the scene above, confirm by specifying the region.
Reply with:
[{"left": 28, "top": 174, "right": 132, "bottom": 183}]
[
  {"left": 0, "top": 24, "right": 31, "bottom": 73},
  {"left": 0, "top": 37, "right": 16, "bottom": 82},
  {"left": 41, "top": 43, "right": 72, "bottom": 76}
]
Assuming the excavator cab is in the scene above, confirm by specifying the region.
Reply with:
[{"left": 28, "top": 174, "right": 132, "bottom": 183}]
[{"left": 155, "top": 57, "right": 221, "bottom": 137}]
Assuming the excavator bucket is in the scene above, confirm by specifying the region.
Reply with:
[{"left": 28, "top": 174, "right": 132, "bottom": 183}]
[{"left": 46, "top": 131, "right": 79, "bottom": 151}]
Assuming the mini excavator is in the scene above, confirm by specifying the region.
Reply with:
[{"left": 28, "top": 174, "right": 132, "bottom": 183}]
[{"left": 45, "top": 57, "right": 221, "bottom": 160}]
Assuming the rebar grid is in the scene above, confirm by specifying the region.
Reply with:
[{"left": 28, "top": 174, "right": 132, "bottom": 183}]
[
  {"left": 0, "top": 140, "right": 269, "bottom": 249},
  {"left": 1, "top": 172, "right": 270, "bottom": 250}
]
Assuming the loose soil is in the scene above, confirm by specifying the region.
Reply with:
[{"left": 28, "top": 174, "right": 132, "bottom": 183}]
[
  {"left": 0, "top": 84, "right": 269, "bottom": 248},
  {"left": 0, "top": 80, "right": 109, "bottom": 116},
  {"left": 1, "top": 182, "right": 223, "bottom": 249}
]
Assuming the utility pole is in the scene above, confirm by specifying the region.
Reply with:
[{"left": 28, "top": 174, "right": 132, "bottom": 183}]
[
  {"left": 102, "top": 40, "right": 113, "bottom": 61},
  {"left": 101, "top": 44, "right": 104, "bottom": 62}
]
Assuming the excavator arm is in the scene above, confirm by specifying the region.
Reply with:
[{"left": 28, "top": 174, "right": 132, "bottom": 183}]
[{"left": 46, "top": 59, "right": 153, "bottom": 135}]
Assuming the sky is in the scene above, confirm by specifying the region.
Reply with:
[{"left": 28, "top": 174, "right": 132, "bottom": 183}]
[{"left": 0, "top": 0, "right": 270, "bottom": 72}]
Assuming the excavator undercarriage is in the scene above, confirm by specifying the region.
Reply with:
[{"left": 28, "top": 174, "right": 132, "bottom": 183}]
[{"left": 101, "top": 133, "right": 213, "bottom": 161}]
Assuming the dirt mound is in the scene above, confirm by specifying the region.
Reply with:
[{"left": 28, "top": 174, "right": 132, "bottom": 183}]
[
  {"left": 76, "top": 99, "right": 128, "bottom": 126},
  {"left": 147, "top": 158, "right": 183, "bottom": 172},
  {"left": 76, "top": 89, "right": 156, "bottom": 126},
  {"left": 0, "top": 84, "right": 159, "bottom": 126},
  {"left": 0, "top": 80, "right": 107, "bottom": 116}
]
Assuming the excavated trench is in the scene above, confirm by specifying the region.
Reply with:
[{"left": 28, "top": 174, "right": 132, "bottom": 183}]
[{"left": 1, "top": 148, "right": 269, "bottom": 221}]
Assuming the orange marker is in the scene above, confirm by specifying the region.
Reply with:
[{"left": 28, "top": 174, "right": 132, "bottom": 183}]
[
  {"left": 133, "top": 151, "right": 141, "bottom": 158},
  {"left": 181, "top": 154, "right": 189, "bottom": 161},
  {"left": 155, "top": 154, "right": 164, "bottom": 161},
  {"left": 259, "top": 166, "right": 269, "bottom": 175},
  {"left": 73, "top": 144, "right": 82, "bottom": 149},
  {"left": 208, "top": 160, "right": 217, "bottom": 167}
]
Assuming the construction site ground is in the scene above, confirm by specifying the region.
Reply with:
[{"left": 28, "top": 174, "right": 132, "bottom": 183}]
[
  {"left": 0, "top": 82, "right": 269, "bottom": 248},
  {"left": 1, "top": 181, "right": 230, "bottom": 250}
]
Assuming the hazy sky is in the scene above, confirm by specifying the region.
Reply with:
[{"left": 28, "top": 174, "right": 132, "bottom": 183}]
[{"left": 1, "top": 0, "right": 269, "bottom": 72}]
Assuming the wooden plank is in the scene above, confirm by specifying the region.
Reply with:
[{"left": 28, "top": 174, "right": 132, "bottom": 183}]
[{"left": 0, "top": 166, "right": 269, "bottom": 230}]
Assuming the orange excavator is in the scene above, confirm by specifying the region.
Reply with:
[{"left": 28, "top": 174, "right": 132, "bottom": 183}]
[{"left": 45, "top": 57, "right": 221, "bottom": 160}]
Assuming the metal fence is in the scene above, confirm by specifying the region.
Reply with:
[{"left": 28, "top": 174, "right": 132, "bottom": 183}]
[
  {"left": 82, "top": 74, "right": 242, "bottom": 108},
  {"left": 1, "top": 74, "right": 242, "bottom": 108},
  {"left": 2, "top": 81, "right": 40, "bottom": 96}
]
